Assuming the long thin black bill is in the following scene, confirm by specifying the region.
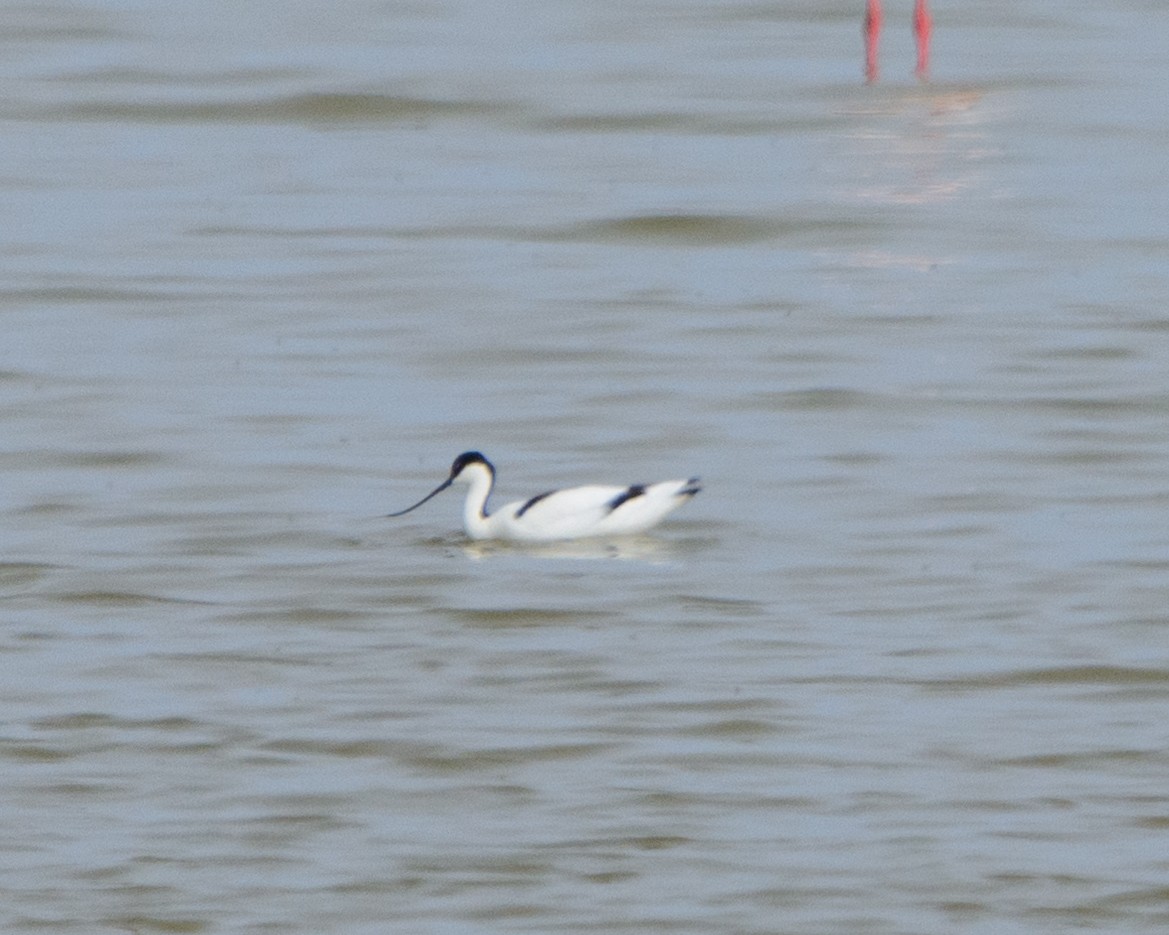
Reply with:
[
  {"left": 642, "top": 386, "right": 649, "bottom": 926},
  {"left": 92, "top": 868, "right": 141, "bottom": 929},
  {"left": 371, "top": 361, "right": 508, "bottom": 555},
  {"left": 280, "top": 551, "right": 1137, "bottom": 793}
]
[{"left": 386, "top": 477, "right": 452, "bottom": 517}]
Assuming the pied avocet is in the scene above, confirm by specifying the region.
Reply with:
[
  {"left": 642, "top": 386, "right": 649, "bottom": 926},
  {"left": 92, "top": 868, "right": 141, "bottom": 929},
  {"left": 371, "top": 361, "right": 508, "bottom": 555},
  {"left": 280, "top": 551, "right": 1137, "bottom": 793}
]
[{"left": 388, "top": 451, "right": 700, "bottom": 542}]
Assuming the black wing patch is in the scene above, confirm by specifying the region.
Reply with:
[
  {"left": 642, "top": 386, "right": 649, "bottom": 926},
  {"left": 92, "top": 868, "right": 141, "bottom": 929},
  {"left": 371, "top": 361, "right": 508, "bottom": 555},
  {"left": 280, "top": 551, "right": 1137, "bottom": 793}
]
[
  {"left": 606, "top": 484, "right": 646, "bottom": 513},
  {"left": 516, "top": 490, "right": 556, "bottom": 517}
]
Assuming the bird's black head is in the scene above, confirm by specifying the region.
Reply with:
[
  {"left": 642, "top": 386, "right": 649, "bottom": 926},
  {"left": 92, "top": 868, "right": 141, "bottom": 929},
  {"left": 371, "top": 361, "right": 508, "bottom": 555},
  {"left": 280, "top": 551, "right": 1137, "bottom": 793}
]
[{"left": 450, "top": 450, "right": 493, "bottom": 478}]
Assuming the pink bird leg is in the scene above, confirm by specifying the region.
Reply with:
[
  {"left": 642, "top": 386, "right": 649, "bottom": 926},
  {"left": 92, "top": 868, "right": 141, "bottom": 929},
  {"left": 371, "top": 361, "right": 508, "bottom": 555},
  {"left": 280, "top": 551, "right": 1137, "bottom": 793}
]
[
  {"left": 914, "top": 0, "right": 932, "bottom": 79},
  {"left": 864, "top": 0, "right": 883, "bottom": 83}
]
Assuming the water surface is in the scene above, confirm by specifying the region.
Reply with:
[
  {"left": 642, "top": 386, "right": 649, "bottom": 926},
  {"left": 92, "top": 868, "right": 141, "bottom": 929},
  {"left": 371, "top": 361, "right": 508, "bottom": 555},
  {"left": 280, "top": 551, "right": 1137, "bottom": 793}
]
[{"left": 4, "top": 1, "right": 1169, "bottom": 932}]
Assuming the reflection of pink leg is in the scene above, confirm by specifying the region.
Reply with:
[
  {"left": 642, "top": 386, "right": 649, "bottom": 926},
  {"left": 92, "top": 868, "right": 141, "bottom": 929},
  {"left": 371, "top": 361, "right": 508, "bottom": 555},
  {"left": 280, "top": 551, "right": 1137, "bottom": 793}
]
[
  {"left": 864, "top": 0, "right": 883, "bottom": 83},
  {"left": 914, "top": 0, "right": 932, "bottom": 79}
]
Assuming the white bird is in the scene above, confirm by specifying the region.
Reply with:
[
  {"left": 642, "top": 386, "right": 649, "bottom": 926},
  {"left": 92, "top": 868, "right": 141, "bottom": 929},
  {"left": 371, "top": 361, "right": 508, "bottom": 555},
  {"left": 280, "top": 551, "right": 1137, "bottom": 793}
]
[{"left": 387, "top": 451, "right": 701, "bottom": 542}]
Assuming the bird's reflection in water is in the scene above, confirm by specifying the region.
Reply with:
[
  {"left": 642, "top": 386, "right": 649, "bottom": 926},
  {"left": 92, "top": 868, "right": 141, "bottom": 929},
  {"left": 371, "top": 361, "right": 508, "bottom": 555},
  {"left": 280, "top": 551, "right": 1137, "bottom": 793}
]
[{"left": 454, "top": 535, "right": 689, "bottom": 564}]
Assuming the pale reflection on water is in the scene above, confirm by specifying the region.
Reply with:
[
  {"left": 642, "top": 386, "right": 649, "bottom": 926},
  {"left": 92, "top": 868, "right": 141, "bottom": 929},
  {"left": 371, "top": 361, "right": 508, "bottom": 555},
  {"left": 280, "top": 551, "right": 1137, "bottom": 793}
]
[{"left": 457, "top": 535, "right": 692, "bottom": 564}]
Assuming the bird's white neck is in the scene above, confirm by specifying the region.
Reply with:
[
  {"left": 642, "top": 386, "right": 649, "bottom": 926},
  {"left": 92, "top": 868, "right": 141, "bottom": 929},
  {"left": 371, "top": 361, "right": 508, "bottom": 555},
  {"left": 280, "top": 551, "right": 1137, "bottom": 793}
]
[{"left": 460, "top": 463, "right": 495, "bottom": 539}]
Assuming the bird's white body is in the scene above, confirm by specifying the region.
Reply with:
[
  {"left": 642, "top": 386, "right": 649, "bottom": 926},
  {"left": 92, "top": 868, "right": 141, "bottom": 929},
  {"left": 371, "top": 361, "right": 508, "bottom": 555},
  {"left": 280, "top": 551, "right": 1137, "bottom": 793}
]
[{"left": 388, "top": 451, "right": 700, "bottom": 543}]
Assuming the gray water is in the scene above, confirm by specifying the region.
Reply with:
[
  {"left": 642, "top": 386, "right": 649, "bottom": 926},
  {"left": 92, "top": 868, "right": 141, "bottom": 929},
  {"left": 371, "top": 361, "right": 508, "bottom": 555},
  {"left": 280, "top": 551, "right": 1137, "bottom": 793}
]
[{"left": 4, "top": 1, "right": 1169, "bottom": 932}]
